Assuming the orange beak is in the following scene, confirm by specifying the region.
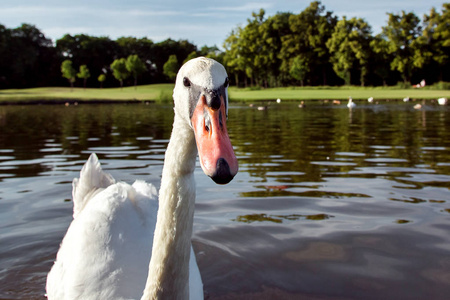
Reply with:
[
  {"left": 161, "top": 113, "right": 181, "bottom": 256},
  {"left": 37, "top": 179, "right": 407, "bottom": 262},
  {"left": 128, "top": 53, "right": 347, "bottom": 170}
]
[{"left": 191, "top": 94, "right": 238, "bottom": 184}]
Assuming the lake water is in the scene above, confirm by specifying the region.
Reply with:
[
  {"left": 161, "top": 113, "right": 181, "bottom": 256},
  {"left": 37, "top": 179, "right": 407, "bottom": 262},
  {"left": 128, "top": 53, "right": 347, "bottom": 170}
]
[{"left": 0, "top": 101, "right": 449, "bottom": 299}]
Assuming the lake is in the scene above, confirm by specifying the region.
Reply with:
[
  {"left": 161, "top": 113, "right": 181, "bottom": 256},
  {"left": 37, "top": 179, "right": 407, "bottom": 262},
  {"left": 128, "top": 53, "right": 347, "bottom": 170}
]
[{"left": 0, "top": 101, "right": 449, "bottom": 299}]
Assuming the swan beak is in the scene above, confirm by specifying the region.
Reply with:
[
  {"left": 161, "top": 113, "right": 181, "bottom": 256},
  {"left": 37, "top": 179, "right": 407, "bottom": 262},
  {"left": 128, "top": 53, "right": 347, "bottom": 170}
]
[{"left": 192, "top": 94, "right": 238, "bottom": 184}]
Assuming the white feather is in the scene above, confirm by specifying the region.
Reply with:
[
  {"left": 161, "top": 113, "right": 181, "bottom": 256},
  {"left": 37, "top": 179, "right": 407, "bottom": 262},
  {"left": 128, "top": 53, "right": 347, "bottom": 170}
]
[{"left": 46, "top": 155, "right": 203, "bottom": 299}]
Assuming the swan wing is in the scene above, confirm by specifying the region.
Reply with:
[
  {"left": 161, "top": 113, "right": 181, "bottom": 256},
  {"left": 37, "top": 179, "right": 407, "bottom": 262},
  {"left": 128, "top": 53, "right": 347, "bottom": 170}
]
[
  {"left": 72, "top": 153, "right": 115, "bottom": 219},
  {"left": 47, "top": 155, "right": 203, "bottom": 299}
]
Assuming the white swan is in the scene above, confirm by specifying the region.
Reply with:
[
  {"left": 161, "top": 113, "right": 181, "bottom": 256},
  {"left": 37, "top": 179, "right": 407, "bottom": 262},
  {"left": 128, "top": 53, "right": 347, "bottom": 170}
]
[
  {"left": 438, "top": 97, "right": 448, "bottom": 105},
  {"left": 46, "top": 57, "right": 238, "bottom": 300},
  {"left": 347, "top": 97, "right": 356, "bottom": 109}
]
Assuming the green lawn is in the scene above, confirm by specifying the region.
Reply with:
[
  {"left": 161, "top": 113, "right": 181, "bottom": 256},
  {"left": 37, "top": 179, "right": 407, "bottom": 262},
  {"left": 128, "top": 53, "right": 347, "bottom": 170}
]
[
  {"left": 228, "top": 86, "right": 450, "bottom": 101},
  {"left": 0, "top": 84, "right": 449, "bottom": 104},
  {"left": 0, "top": 84, "right": 174, "bottom": 103}
]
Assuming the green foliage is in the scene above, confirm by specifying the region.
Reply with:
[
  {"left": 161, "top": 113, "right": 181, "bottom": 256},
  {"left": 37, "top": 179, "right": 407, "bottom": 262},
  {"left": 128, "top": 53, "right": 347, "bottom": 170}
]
[
  {"left": 326, "top": 17, "right": 372, "bottom": 86},
  {"left": 163, "top": 55, "right": 178, "bottom": 81},
  {"left": 110, "top": 58, "right": 129, "bottom": 88},
  {"left": 381, "top": 11, "right": 421, "bottom": 83},
  {"left": 97, "top": 73, "right": 106, "bottom": 88},
  {"left": 77, "top": 65, "right": 90, "bottom": 89},
  {"left": 420, "top": 4, "right": 450, "bottom": 81},
  {"left": 289, "top": 55, "right": 309, "bottom": 86},
  {"left": 278, "top": 1, "right": 336, "bottom": 86},
  {"left": 61, "top": 60, "right": 77, "bottom": 89},
  {"left": 427, "top": 81, "right": 450, "bottom": 90},
  {"left": 126, "top": 54, "right": 147, "bottom": 88}
]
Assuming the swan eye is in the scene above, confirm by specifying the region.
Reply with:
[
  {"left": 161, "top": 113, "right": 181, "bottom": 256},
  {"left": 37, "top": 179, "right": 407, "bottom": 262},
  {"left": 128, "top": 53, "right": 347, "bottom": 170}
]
[
  {"left": 224, "top": 77, "right": 229, "bottom": 88},
  {"left": 183, "top": 77, "right": 191, "bottom": 87}
]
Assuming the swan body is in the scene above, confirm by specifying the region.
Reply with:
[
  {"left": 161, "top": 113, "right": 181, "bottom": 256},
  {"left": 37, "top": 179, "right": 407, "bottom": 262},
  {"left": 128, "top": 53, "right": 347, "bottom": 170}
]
[
  {"left": 46, "top": 155, "right": 203, "bottom": 299},
  {"left": 47, "top": 57, "right": 238, "bottom": 300},
  {"left": 347, "top": 97, "right": 356, "bottom": 109},
  {"left": 438, "top": 97, "right": 448, "bottom": 105}
]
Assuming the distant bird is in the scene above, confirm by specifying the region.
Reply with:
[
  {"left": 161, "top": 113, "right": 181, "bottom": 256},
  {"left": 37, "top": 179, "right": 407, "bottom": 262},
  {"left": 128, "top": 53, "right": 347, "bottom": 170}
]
[
  {"left": 403, "top": 97, "right": 410, "bottom": 102},
  {"left": 437, "top": 97, "right": 448, "bottom": 105},
  {"left": 298, "top": 101, "right": 305, "bottom": 108},
  {"left": 257, "top": 106, "right": 268, "bottom": 111},
  {"left": 347, "top": 97, "right": 356, "bottom": 109},
  {"left": 368, "top": 97, "right": 374, "bottom": 103},
  {"left": 276, "top": 98, "right": 281, "bottom": 103},
  {"left": 414, "top": 103, "right": 422, "bottom": 110},
  {"left": 332, "top": 100, "right": 341, "bottom": 105}
]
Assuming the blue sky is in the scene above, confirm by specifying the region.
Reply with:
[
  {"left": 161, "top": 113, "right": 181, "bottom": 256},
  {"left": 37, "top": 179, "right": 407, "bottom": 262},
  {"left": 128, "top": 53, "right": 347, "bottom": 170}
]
[{"left": 1, "top": 1, "right": 445, "bottom": 48}]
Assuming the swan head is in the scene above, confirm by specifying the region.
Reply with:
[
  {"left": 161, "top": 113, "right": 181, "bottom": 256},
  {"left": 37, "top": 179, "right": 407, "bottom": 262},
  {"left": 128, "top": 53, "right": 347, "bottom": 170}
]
[{"left": 173, "top": 57, "right": 238, "bottom": 184}]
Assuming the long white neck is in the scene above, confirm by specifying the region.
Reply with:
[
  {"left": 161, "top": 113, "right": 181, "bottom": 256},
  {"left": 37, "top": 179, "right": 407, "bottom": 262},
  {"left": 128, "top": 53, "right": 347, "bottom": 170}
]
[{"left": 142, "top": 114, "right": 198, "bottom": 300}]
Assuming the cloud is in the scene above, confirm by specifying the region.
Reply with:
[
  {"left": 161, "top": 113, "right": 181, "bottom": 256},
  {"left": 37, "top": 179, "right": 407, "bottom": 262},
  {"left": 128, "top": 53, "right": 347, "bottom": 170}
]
[{"left": 211, "top": 2, "right": 273, "bottom": 12}]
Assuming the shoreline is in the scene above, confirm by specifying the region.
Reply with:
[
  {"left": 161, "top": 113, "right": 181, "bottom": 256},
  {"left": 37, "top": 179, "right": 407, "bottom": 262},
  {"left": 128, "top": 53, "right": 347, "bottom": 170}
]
[
  {"left": 0, "top": 98, "right": 153, "bottom": 106},
  {"left": 1, "top": 85, "right": 449, "bottom": 105}
]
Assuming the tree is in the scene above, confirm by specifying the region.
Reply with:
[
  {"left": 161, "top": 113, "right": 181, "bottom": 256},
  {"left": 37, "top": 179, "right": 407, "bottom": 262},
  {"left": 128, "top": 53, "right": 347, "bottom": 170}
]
[
  {"left": 259, "top": 12, "right": 292, "bottom": 86},
  {"left": 98, "top": 74, "right": 106, "bottom": 88},
  {"left": 152, "top": 39, "right": 197, "bottom": 82},
  {"left": 420, "top": 3, "right": 450, "bottom": 81},
  {"left": 290, "top": 55, "right": 309, "bottom": 86},
  {"left": 326, "top": 17, "right": 372, "bottom": 86},
  {"left": 57, "top": 34, "right": 119, "bottom": 88},
  {"left": 4, "top": 24, "right": 58, "bottom": 88},
  {"left": 126, "top": 55, "right": 147, "bottom": 89},
  {"left": 61, "top": 60, "right": 77, "bottom": 90},
  {"left": 110, "top": 58, "right": 129, "bottom": 89},
  {"left": 370, "top": 35, "right": 393, "bottom": 86},
  {"left": 77, "top": 65, "right": 90, "bottom": 89},
  {"left": 279, "top": 1, "right": 336, "bottom": 85},
  {"left": 381, "top": 11, "right": 422, "bottom": 84},
  {"left": 223, "top": 27, "right": 245, "bottom": 87},
  {"left": 163, "top": 55, "right": 178, "bottom": 81}
]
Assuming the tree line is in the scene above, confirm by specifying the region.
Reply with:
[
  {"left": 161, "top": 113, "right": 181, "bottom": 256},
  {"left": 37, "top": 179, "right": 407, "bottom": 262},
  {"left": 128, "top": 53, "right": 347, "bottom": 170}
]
[
  {"left": 0, "top": 1, "right": 448, "bottom": 89},
  {"left": 0, "top": 24, "right": 221, "bottom": 89},
  {"left": 223, "top": 1, "right": 450, "bottom": 87}
]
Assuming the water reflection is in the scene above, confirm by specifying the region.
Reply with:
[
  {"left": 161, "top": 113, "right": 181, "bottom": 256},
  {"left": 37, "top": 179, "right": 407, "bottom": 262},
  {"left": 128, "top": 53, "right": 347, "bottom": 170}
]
[
  {"left": 0, "top": 102, "right": 450, "bottom": 299},
  {"left": 232, "top": 213, "right": 334, "bottom": 223}
]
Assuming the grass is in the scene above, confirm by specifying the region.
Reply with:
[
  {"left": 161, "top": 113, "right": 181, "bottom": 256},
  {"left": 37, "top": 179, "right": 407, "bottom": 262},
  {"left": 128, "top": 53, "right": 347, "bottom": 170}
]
[
  {"left": 0, "top": 84, "right": 174, "bottom": 104},
  {"left": 0, "top": 84, "right": 449, "bottom": 104},
  {"left": 228, "top": 86, "right": 450, "bottom": 101}
]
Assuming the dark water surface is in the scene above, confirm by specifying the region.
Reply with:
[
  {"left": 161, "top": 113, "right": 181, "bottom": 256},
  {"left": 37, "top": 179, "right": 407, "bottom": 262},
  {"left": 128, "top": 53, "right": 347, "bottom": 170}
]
[{"left": 0, "top": 102, "right": 449, "bottom": 299}]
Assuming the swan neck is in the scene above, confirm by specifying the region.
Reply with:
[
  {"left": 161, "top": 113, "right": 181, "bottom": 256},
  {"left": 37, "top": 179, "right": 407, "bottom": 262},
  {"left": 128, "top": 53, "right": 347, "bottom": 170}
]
[{"left": 142, "top": 115, "right": 197, "bottom": 300}]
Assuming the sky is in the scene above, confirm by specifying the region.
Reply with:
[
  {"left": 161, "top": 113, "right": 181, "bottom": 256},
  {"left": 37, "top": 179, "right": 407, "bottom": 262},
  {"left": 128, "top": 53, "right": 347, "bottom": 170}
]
[{"left": 0, "top": 0, "right": 446, "bottom": 48}]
